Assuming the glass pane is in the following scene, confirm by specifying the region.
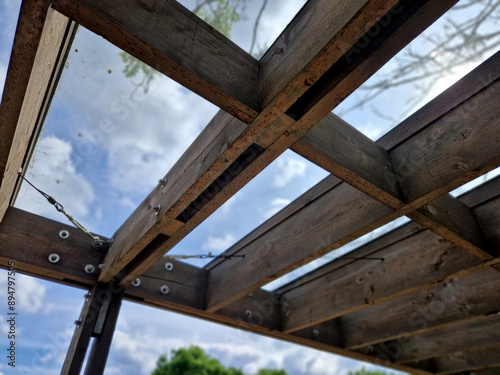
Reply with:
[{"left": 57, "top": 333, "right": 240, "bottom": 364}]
[
  {"left": 15, "top": 26, "right": 218, "bottom": 237},
  {"left": 176, "top": 0, "right": 307, "bottom": 58},
  {"left": 0, "top": 1, "right": 22, "bottom": 96},
  {"left": 335, "top": 0, "right": 500, "bottom": 141},
  {"left": 450, "top": 166, "right": 500, "bottom": 198},
  {"left": 170, "top": 150, "right": 329, "bottom": 267}
]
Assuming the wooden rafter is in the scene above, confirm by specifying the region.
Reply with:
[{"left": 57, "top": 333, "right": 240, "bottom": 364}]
[
  {"left": 85, "top": 0, "right": 459, "bottom": 288},
  {"left": 2, "top": 173, "right": 500, "bottom": 375},
  {"left": 0, "top": 1, "right": 75, "bottom": 221},
  {"left": 205, "top": 53, "right": 500, "bottom": 312},
  {"left": 51, "top": 0, "right": 260, "bottom": 123}
]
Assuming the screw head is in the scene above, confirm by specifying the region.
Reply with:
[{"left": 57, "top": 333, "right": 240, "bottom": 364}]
[
  {"left": 131, "top": 278, "right": 141, "bottom": 287},
  {"left": 165, "top": 262, "right": 174, "bottom": 271},
  {"left": 312, "top": 329, "right": 320, "bottom": 338},
  {"left": 48, "top": 253, "right": 60, "bottom": 264},
  {"left": 84, "top": 264, "right": 95, "bottom": 274},
  {"left": 160, "top": 285, "right": 169, "bottom": 295}
]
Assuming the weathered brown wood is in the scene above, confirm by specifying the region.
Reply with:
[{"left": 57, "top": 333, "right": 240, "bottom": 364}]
[
  {"left": 377, "top": 50, "right": 500, "bottom": 151},
  {"left": 341, "top": 267, "right": 500, "bottom": 349},
  {"left": 0, "top": 207, "right": 105, "bottom": 285},
  {"left": 390, "top": 67, "right": 500, "bottom": 206},
  {"left": 292, "top": 113, "right": 404, "bottom": 208},
  {"left": 61, "top": 283, "right": 108, "bottom": 375},
  {"left": 83, "top": 286, "right": 124, "bottom": 375},
  {"left": 51, "top": 0, "right": 259, "bottom": 123},
  {"left": 99, "top": 111, "right": 249, "bottom": 281},
  {"left": 206, "top": 55, "right": 500, "bottom": 312},
  {"left": 459, "top": 176, "right": 500, "bottom": 209},
  {"left": 409, "top": 343, "right": 500, "bottom": 375},
  {"left": 0, "top": 3, "right": 74, "bottom": 221},
  {"left": 99, "top": 0, "right": 457, "bottom": 288},
  {"left": 459, "top": 368, "right": 500, "bottom": 375},
  {"left": 281, "top": 230, "right": 482, "bottom": 333},
  {"left": 294, "top": 113, "right": 491, "bottom": 259},
  {"left": 357, "top": 314, "right": 500, "bottom": 363}
]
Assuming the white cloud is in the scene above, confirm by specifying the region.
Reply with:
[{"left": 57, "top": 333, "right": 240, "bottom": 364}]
[
  {"left": 15, "top": 136, "right": 95, "bottom": 224},
  {"left": 273, "top": 156, "right": 307, "bottom": 187},
  {"left": 0, "top": 273, "right": 47, "bottom": 314},
  {"left": 202, "top": 233, "right": 236, "bottom": 252},
  {"left": 264, "top": 197, "right": 291, "bottom": 219}
]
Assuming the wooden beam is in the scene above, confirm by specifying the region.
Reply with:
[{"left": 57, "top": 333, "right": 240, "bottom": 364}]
[
  {"left": 356, "top": 314, "right": 500, "bottom": 364},
  {"left": 280, "top": 230, "right": 482, "bottom": 333},
  {"left": 97, "top": 0, "right": 456, "bottom": 287},
  {"left": 277, "top": 176, "right": 500, "bottom": 333},
  {"left": 0, "top": 207, "right": 105, "bottom": 285},
  {"left": 51, "top": 0, "right": 259, "bottom": 123},
  {"left": 0, "top": 208, "right": 428, "bottom": 375},
  {"left": 0, "top": 2, "right": 74, "bottom": 221},
  {"left": 340, "top": 267, "right": 500, "bottom": 349},
  {"left": 292, "top": 113, "right": 490, "bottom": 258},
  {"left": 205, "top": 54, "right": 500, "bottom": 312},
  {"left": 409, "top": 343, "right": 500, "bottom": 375}
]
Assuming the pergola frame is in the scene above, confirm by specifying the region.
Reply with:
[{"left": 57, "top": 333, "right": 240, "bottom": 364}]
[{"left": 1, "top": 0, "right": 499, "bottom": 374}]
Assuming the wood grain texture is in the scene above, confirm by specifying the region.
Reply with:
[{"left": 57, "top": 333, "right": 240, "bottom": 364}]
[
  {"left": 341, "top": 267, "right": 500, "bottom": 349},
  {"left": 0, "top": 207, "right": 105, "bottom": 285},
  {"left": 51, "top": 0, "right": 259, "bottom": 122},
  {"left": 83, "top": 286, "right": 123, "bottom": 375},
  {"left": 281, "top": 231, "right": 481, "bottom": 333},
  {"left": 206, "top": 181, "right": 396, "bottom": 312},
  {"left": 378, "top": 50, "right": 500, "bottom": 151},
  {"left": 292, "top": 113, "right": 404, "bottom": 208},
  {"left": 61, "top": 283, "right": 108, "bottom": 375},
  {"left": 0, "top": 4, "right": 73, "bottom": 221},
  {"left": 260, "top": 0, "right": 399, "bottom": 110},
  {"left": 409, "top": 343, "right": 500, "bottom": 374},
  {"left": 390, "top": 73, "right": 500, "bottom": 206},
  {"left": 356, "top": 314, "right": 500, "bottom": 363}
]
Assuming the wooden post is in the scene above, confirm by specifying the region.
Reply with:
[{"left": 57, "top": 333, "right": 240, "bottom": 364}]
[{"left": 83, "top": 285, "right": 124, "bottom": 375}]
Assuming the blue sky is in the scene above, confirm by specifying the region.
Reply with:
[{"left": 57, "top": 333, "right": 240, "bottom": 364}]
[{"left": 1, "top": 1, "right": 500, "bottom": 374}]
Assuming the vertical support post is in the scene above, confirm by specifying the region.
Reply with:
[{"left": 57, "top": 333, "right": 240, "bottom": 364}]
[
  {"left": 61, "top": 282, "right": 124, "bottom": 375},
  {"left": 83, "top": 285, "right": 124, "bottom": 375},
  {"left": 61, "top": 283, "right": 106, "bottom": 375}
]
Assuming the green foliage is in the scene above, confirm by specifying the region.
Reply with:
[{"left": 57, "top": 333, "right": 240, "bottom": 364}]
[
  {"left": 348, "top": 367, "right": 397, "bottom": 375},
  {"left": 119, "top": 0, "right": 245, "bottom": 92},
  {"left": 196, "top": 0, "right": 243, "bottom": 38},
  {"left": 151, "top": 346, "right": 243, "bottom": 375},
  {"left": 256, "top": 369, "right": 288, "bottom": 375},
  {"left": 151, "top": 346, "right": 288, "bottom": 375}
]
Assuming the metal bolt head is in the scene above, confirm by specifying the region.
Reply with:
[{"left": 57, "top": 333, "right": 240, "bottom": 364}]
[
  {"left": 59, "top": 230, "right": 70, "bottom": 239},
  {"left": 48, "top": 253, "right": 60, "bottom": 264},
  {"left": 153, "top": 204, "right": 162, "bottom": 216},
  {"left": 160, "top": 285, "right": 169, "bottom": 294},
  {"left": 245, "top": 309, "right": 252, "bottom": 318},
  {"left": 159, "top": 178, "right": 168, "bottom": 187},
  {"left": 165, "top": 262, "right": 174, "bottom": 271},
  {"left": 84, "top": 264, "right": 95, "bottom": 274},
  {"left": 312, "top": 329, "right": 320, "bottom": 338},
  {"left": 98, "top": 264, "right": 105, "bottom": 270},
  {"left": 131, "top": 278, "right": 141, "bottom": 287}
]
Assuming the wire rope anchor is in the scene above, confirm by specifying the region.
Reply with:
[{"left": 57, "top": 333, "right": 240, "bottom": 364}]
[{"left": 17, "top": 173, "right": 111, "bottom": 249}]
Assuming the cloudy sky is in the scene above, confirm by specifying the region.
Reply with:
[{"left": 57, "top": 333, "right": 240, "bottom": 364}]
[{"left": 1, "top": 0, "right": 500, "bottom": 374}]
